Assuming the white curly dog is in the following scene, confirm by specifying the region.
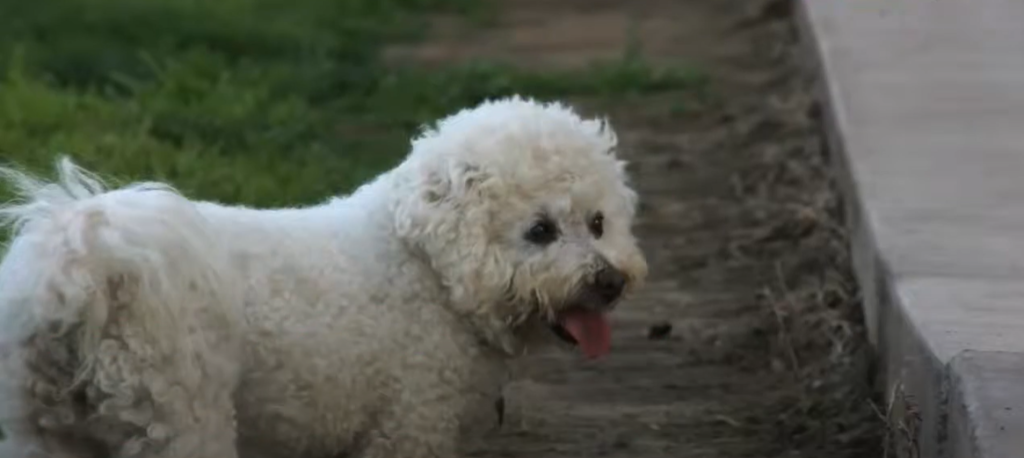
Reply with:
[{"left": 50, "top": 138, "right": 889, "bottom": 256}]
[{"left": 0, "top": 97, "right": 647, "bottom": 458}]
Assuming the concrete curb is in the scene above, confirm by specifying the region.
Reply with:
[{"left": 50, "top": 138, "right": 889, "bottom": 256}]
[
  {"left": 795, "top": 0, "right": 1024, "bottom": 456},
  {"left": 949, "top": 352, "right": 1024, "bottom": 458}
]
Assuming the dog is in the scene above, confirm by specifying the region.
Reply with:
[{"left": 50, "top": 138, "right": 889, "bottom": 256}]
[{"left": 0, "top": 96, "right": 647, "bottom": 458}]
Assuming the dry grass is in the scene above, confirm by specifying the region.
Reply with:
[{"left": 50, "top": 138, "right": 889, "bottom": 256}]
[{"left": 731, "top": 82, "right": 884, "bottom": 455}]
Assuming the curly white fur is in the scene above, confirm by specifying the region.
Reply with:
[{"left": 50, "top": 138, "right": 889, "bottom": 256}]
[{"left": 0, "top": 97, "right": 647, "bottom": 458}]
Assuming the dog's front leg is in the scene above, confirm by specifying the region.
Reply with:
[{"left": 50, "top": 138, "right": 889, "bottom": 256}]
[
  {"left": 361, "top": 439, "right": 457, "bottom": 458},
  {"left": 359, "top": 413, "right": 460, "bottom": 458}
]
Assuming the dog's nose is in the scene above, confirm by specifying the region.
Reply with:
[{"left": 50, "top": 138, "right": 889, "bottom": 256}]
[{"left": 593, "top": 267, "right": 626, "bottom": 303}]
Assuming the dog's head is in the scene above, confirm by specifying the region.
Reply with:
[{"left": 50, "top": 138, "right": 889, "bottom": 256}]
[{"left": 392, "top": 97, "right": 647, "bottom": 358}]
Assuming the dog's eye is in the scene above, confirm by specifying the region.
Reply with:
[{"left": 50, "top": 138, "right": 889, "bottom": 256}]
[
  {"left": 588, "top": 212, "right": 604, "bottom": 239},
  {"left": 525, "top": 218, "right": 559, "bottom": 245}
]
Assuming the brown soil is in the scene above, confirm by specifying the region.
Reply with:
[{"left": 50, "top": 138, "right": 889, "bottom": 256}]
[{"left": 395, "top": 0, "right": 883, "bottom": 457}]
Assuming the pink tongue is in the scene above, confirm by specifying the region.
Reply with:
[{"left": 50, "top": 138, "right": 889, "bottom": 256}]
[{"left": 560, "top": 309, "right": 611, "bottom": 359}]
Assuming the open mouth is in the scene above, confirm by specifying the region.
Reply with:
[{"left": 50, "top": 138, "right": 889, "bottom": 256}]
[
  {"left": 549, "top": 307, "right": 612, "bottom": 360},
  {"left": 550, "top": 322, "right": 578, "bottom": 345}
]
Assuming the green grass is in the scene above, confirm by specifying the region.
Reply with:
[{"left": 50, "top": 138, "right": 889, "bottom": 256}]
[{"left": 0, "top": 0, "right": 704, "bottom": 207}]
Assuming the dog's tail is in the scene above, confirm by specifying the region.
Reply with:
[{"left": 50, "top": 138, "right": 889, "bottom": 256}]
[{"left": 0, "top": 157, "right": 240, "bottom": 384}]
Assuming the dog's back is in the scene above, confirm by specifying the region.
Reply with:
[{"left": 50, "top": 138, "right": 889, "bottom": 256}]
[{"left": 0, "top": 158, "right": 244, "bottom": 457}]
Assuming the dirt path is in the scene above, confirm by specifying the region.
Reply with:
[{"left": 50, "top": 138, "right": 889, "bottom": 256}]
[{"left": 397, "top": 1, "right": 881, "bottom": 457}]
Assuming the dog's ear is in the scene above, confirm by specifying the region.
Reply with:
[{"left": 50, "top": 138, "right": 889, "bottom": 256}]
[
  {"left": 393, "top": 160, "right": 492, "bottom": 240},
  {"left": 392, "top": 160, "right": 524, "bottom": 353},
  {"left": 434, "top": 162, "right": 490, "bottom": 204}
]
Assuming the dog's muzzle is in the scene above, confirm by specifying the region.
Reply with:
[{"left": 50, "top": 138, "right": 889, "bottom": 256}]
[
  {"left": 549, "top": 265, "right": 627, "bottom": 356},
  {"left": 591, "top": 266, "right": 627, "bottom": 306}
]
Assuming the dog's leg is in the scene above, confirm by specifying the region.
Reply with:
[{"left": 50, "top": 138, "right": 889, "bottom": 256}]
[
  {"left": 360, "top": 423, "right": 459, "bottom": 458},
  {"left": 1, "top": 323, "right": 240, "bottom": 458},
  {"left": 82, "top": 315, "right": 241, "bottom": 458},
  {"left": 357, "top": 384, "right": 468, "bottom": 458},
  {"left": 0, "top": 269, "right": 242, "bottom": 458}
]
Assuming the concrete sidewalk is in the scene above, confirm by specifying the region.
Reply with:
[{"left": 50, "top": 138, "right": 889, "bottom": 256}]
[{"left": 796, "top": 0, "right": 1024, "bottom": 456}]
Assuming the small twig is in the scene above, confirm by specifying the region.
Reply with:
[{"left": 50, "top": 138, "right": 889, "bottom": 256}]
[
  {"left": 714, "top": 414, "right": 743, "bottom": 428},
  {"left": 768, "top": 261, "right": 801, "bottom": 374},
  {"left": 869, "top": 399, "right": 892, "bottom": 458}
]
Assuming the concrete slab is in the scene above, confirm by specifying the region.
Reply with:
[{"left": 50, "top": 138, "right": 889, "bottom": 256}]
[
  {"left": 899, "top": 278, "right": 1024, "bottom": 363},
  {"left": 796, "top": 0, "right": 1024, "bottom": 454}
]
